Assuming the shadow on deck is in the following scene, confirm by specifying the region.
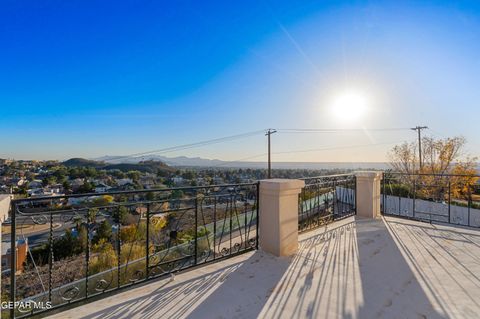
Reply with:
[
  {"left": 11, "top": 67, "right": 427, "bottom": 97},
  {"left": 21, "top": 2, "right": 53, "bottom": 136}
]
[{"left": 49, "top": 216, "right": 480, "bottom": 319}]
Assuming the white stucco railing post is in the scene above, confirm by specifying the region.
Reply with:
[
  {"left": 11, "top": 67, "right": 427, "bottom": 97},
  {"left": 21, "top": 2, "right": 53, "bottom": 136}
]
[
  {"left": 355, "top": 171, "right": 383, "bottom": 219},
  {"left": 0, "top": 194, "right": 12, "bottom": 311},
  {"left": 258, "top": 179, "right": 305, "bottom": 257}
]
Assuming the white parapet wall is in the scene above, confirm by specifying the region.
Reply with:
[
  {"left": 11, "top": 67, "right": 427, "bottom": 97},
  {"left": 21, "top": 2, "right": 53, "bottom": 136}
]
[{"left": 383, "top": 194, "right": 480, "bottom": 226}]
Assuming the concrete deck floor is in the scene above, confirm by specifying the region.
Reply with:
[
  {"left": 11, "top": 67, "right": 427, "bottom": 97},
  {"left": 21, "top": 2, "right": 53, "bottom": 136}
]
[{"left": 47, "top": 216, "right": 480, "bottom": 319}]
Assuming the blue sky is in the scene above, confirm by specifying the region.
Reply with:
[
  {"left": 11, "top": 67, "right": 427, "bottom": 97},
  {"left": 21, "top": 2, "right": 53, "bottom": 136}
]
[{"left": 1, "top": 1, "right": 480, "bottom": 162}]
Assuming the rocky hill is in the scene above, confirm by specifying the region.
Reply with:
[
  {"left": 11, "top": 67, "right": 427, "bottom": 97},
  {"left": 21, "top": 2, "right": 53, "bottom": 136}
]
[{"left": 63, "top": 158, "right": 174, "bottom": 174}]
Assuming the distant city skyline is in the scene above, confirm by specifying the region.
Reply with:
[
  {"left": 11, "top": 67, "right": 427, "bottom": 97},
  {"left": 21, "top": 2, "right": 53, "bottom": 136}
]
[{"left": 1, "top": 1, "right": 480, "bottom": 161}]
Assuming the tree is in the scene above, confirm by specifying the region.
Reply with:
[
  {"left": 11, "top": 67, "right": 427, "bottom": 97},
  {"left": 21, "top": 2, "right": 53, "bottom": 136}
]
[
  {"left": 120, "top": 224, "right": 138, "bottom": 242},
  {"left": 90, "top": 239, "right": 118, "bottom": 274},
  {"left": 422, "top": 136, "right": 467, "bottom": 175},
  {"left": 84, "top": 167, "right": 98, "bottom": 178},
  {"left": 53, "top": 166, "right": 68, "bottom": 183},
  {"left": 451, "top": 161, "right": 479, "bottom": 200},
  {"left": 110, "top": 169, "right": 126, "bottom": 179},
  {"left": 182, "top": 170, "right": 195, "bottom": 180},
  {"left": 17, "top": 182, "right": 29, "bottom": 195},
  {"left": 171, "top": 190, "right": 183, "bottom": 199},
  {"left": 87, "top": 208, "right": 98, "bottom": 224},
  {"left": 92, "top": 195, "right": 114, "bottom": 206},
  {"left": 52, "top": 229, "right": 78, "bottom": 259},
  {"left": 63, "top": 180, "right": 72, "bottom": 193},
  {"left": 93, "top": 220, "right": 112, "bottom": 244},
  {"left": 388, "top": 136, "right": 478, "bottom": 200},
  {"left": 145, "top": 192, "right": 155, "bottom": 201},
  {"left": 73, "top": 216, "right": 82, "bottom": 229},
  {"left": 42, "top": 176, "right": 57, "bottom": 186},
  {"left": 77, "top": 224, "right": 88, "bottom": 251},
  {"left": 127, "top": 170, "right": 141, "bottom": 181},
  {"left": 115, "top": 206, "right": 130, "bottom": 225},
  {"left": 77, "top": 181, "right": 94, "bottom": 193}
]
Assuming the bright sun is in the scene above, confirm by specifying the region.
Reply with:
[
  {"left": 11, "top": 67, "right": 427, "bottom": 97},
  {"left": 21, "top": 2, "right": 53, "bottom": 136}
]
[{"left": 330, "top": 90, "right": 369, "bottom": 123}]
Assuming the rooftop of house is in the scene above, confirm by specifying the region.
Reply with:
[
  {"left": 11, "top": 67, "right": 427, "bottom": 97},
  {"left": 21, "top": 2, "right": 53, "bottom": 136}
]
[{"left": 46, "top": 215, "right": 480, "bottom": 319}]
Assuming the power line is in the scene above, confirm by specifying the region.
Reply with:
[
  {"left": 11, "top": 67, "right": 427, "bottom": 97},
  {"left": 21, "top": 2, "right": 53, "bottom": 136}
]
[
  {"left": 428, "top": 128, "right": 447, "bottom": 139},
  {"left": 107, "top": 130, "right": 266, "bottom": 163},
  {"left": 273, "top": 140, "right": 405, "bottom": 155},
  {"left": 277, "top": 128, "right": 412, "bottom": 133},
  {"left": 104, "top": 127, "right": 415, "bottom": 168},
  {"left": 211, "top": 140, "right": 403, "bottom": 168}
]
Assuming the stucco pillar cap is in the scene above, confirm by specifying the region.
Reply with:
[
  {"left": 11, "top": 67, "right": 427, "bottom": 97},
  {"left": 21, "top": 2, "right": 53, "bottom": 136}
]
[
  {"left": 355, "top": 171, "right": 383, "bottom": 180},
  {"left": 260, "top": 179, "right": 305, "bottom": 195}
]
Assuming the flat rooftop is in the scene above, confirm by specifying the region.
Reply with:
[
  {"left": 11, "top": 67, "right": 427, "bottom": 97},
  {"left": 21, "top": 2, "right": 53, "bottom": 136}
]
[{"left": 47, "top": 216, "right": 480, "bottom": 318}]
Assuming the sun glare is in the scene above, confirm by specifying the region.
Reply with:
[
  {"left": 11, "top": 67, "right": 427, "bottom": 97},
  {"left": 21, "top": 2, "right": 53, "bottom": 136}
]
[{"left": 330, "top": 90, "right": 369, "bottom": 123}]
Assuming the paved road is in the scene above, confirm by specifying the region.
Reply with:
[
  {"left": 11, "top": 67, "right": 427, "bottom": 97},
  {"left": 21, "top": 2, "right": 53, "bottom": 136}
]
[{"left": 3, "top": 214, "right": 108, "bottom": 247}]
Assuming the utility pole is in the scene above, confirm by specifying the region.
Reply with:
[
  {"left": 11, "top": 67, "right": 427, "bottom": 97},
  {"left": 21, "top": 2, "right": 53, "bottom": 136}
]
[
  {"left": 411, "top": 126, "right": 428, "bottom": 170},
  {"left": 266, "top": 129, "right": 277, "bottom": 179}
]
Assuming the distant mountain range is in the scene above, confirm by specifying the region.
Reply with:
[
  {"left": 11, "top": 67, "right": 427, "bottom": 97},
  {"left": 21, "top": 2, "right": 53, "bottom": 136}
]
[
  {"left": 92, "top": 155, "right": 390, "bottom": 170},
  {"left": 93, "top": 155, "right": 224, "bottom": 167},
  {"left": 63, "top": 158, "right": 174, "bottom": 174}
]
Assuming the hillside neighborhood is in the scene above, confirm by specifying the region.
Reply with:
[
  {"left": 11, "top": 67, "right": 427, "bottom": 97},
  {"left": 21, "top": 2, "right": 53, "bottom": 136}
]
[{"left": 0, "top": 158, "right": 352, "bottom": 200}]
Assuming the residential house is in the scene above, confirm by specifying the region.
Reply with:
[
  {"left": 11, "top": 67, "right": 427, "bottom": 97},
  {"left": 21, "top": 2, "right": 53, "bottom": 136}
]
[
  {"left": 94, "top": 182, "right": 112, "bottom": 193},
  {"left": 139, "top": 175, "right": 156, "bottom": 189},
  {"left": 212, "top": 176, "right": 224, "bottom": 185},
  {"left": 116, "top": 178, "right": 133, "bottom": 187},
  {"left": 70, "top": 178, "right": 85, "bottom": 192},
  {"left": 29, "top": 179, "right": 43, "bottom": 189},
  {"left": 171, "top": 176, "right": 184, "bottom": 186}
]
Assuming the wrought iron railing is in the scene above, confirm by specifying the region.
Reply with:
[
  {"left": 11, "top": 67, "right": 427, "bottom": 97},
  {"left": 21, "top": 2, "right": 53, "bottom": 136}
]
[
  {"left": 298, "top": 174, "right": 356, "bottom": 233},
  {"left": 4, "top": 183, "right": 259, "bottom": 318},
  {"left": 382, "top": 172, "right": 480, "bottom": 227}
]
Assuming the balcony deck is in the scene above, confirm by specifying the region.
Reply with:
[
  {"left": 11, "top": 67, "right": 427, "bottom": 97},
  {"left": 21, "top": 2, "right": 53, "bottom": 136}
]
[{"left": 47, "top": 216, "right": 480, "bottom": 319}]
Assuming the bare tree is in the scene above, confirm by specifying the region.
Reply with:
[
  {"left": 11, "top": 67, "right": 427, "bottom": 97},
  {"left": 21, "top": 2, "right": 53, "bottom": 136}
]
[
  {"left": 388, "top": 136, "right": 478, "bottom": 201},
  {"left": 421, "top": 136, "right": 466, "bottom": 175},
  {"left": 388, "top": 141, "right": 418, "bottom": 174}
]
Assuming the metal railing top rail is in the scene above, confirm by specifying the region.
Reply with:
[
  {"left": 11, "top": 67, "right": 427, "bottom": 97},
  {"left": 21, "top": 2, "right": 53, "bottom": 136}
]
[
  {"left": 300, "top": 173, "right": 357, "bottom": 181},
  {"left": 13, "top": 193, "right": 256, "bottom": 217},
  {"left": 385, "top": 171, "right": 480, "bottom": 178},
  {"left": 11, "top": 182, "right": 260, "bottom": 203}
]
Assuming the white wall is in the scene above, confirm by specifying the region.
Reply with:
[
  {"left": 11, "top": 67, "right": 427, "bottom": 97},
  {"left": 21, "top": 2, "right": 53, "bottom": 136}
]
[{"left": 382, "top": 195, "right": 480, "bottom": 227}]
